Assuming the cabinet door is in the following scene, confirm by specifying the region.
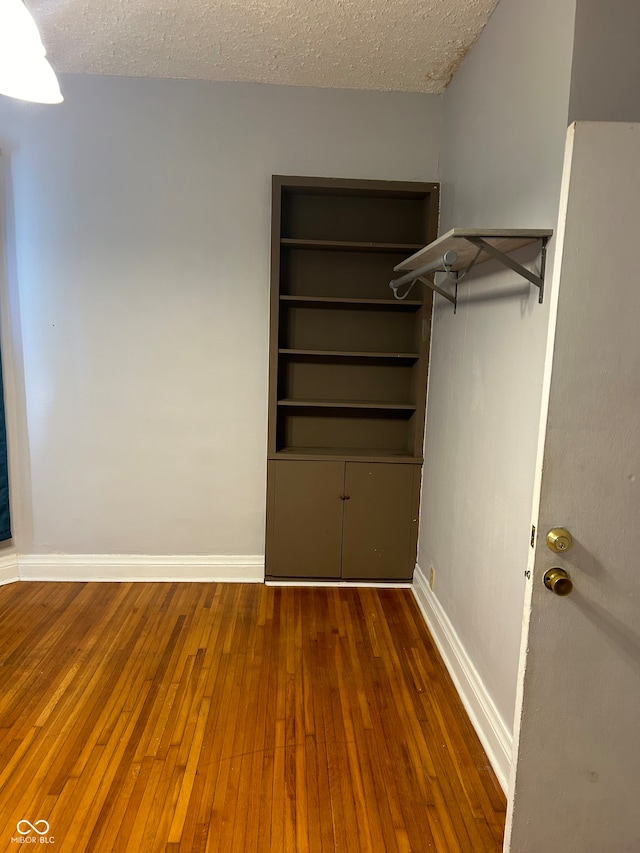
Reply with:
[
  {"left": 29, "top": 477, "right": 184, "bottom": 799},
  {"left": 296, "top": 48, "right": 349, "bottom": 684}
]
[
  {"left": 266, "top": 460, "right": 344, "bottom": 579},
  {"left": 341, "top": 463, "right": 419, "bottom": 580}
]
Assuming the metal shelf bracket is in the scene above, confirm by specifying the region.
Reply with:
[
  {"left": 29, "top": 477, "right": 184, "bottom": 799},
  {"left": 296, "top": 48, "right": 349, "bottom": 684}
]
[{"left": 464, "top": 236, "right": 548, "bottom": 304}]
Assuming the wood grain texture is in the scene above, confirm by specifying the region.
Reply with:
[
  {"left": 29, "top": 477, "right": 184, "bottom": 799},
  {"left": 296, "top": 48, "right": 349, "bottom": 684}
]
[{"left": 0, "top": 582, "right": 505, "bottom": 851}]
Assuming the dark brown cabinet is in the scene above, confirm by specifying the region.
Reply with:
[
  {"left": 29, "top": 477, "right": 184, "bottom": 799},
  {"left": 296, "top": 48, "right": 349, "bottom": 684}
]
[
  {"left": 265, "top": 176, "right": 439, "bottom": 582},
  {"left": 266, "top": 460, "right": 420, "bottom": 581},
  {"left": 266, "top": 460, "right": 344, "bottom": 579},
  {"left": 341, "top": 462, "right": 419, "bottom": 580}
]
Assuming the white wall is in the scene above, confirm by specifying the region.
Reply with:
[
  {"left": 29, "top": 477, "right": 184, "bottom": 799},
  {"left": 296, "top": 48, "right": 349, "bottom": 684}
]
[
  {"left": 0, "top": 75, "right": 441, "bottom": 557},
  {"left": 416, "top": 0, "right": 577, "bottom": 745}
]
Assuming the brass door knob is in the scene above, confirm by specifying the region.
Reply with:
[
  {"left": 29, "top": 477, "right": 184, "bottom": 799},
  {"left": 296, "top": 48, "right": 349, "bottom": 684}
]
[
  {"left": 543, "top": 567, "right": 573, "bottom": 596},
  {"left": 546, "top": 527, "right": 573, "bottom": 553}
]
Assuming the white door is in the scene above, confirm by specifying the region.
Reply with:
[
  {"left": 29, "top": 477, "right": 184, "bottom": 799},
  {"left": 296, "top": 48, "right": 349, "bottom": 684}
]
[{"left": 505, "top": 122, "right": 640, "bottom": 852}]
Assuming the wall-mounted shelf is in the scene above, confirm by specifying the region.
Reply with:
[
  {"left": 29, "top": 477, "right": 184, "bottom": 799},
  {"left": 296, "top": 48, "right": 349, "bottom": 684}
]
[{"left": 390, "top": 228, "right": 553, "bottom": 309}]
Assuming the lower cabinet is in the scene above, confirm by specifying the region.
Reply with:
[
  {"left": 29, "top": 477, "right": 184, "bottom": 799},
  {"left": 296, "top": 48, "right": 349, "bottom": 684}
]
[{"left": 265, "top": 459, "right": 420, "bottom": 581}]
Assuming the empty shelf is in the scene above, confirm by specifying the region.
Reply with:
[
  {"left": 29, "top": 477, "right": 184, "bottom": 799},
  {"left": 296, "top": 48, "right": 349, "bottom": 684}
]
[
  {"left": 277, "top": 399, "right": 416, "bottom": 411},
  {"left": 392, "top": 227, "right": 553, "bottom": 307},
  {"left": 394, "top": 228, "right": 553, "bottom": 273},
  {"left": 279, "top": 295, "right": 422, "bottom": 309},
  {"left": 278, "top": 348, "right": 420, "bottom": 360},
  {"left": 281, "top": 238, "right": 424, "bottom": 253},
  {"left": 272, "top": 447, "right": 421, "bottom": 463}
]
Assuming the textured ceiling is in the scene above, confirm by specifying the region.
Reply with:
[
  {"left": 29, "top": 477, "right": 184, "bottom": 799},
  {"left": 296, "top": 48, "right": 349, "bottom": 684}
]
[{"left": 27, "top": 0, "right": 499, "bottom": 94}]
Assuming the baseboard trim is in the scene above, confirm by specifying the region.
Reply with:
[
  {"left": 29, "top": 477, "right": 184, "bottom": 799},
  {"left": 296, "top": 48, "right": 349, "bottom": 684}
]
[
  {"left": 0, "top": 553, "right": 19, "bottom": 585},
  {"left": 412, "top": 563, "right": 512, "bottom": 793},
  {"left": 17, "top": 554, "right": 265, "bottom": 583}
]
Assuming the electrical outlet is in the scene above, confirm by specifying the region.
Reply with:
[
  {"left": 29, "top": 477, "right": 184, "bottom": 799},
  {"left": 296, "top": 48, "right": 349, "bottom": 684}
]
[{"left": 429, "top": 565, "right": 436, "bottom": 591}]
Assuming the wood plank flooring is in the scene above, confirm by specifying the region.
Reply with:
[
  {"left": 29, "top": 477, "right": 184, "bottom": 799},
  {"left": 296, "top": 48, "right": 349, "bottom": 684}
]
[{"left": 0, "top": 582, "right": 505, "bottom": 851}]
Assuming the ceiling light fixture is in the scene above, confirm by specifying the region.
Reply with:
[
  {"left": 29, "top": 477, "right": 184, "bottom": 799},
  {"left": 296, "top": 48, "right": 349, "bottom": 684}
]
[{"left": 0, "top": 0, "right": 63, "bottom": 104}]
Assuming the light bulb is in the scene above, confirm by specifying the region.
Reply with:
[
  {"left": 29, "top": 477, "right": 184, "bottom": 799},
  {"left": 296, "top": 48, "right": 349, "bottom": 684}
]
[{"left": 0, "top": 0, "right": 63, "bottom": 104}]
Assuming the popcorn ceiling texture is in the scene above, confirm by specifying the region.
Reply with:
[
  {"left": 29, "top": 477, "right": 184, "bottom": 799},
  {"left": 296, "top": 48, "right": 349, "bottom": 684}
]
[{"left": 29, "top": 0, "right": 499, "bottom": 93}]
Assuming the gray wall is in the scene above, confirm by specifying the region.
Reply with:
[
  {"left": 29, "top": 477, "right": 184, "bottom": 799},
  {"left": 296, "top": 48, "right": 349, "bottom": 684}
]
[
  {"left": 418, "top": 0, "right": 577, "bottom": 735},
  {"left": 0, "top": 75, "right": 441, "bottom": 556},
  {"left": 569, "top": 0, "right": 640, "bottom": 123}
]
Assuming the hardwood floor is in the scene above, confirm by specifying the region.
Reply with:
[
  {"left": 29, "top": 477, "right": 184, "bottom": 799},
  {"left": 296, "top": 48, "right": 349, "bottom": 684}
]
[{"left": 0, "top": 582, "right": 505, "bottom": 852}]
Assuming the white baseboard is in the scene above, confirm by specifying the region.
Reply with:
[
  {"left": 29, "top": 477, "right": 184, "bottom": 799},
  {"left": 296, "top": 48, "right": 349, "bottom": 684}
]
[
  {"left": 0, "top": 553, "right": 19, "bottom": 585},
  {"left": 17, "top": 554, "right": 265, "bottom": 583},
  {"left": 412, "top": 563, "right": 512, "bottom": 793}
]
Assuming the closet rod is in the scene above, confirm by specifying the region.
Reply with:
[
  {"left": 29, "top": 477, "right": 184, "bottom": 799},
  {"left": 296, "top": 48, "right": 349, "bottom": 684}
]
[{"left": 389, "top": 250, "right": 458, "bottom": 303}]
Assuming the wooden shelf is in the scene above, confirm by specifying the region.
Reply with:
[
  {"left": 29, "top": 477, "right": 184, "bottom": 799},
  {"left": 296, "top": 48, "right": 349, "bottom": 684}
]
[
  {"left": 278, "top": 348, "right": 420, "bottom": 361},
  {"left": 277, "top": 399, "right": 416, "bottom": 411},
  {"left": 282, "top": 238, "right": 424, "bottom": 254},
  {"left": 392, "top": 227, "right": 554, "bottom": 308},
  {"left": 280, "top": 295, "right": 422, "bottom": 309},
  {"left": 271, "top": 448, "right": 422, "bottom": 464},
  {"left": 394, "top": 228, "right": 553, "bottom": 273}
]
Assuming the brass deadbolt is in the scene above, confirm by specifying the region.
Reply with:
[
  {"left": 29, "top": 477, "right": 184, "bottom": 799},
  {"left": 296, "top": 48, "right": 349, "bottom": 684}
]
[
  {"left": 543, "top": 567, "right": 573, "bottom": 596},
  {"left": 546, "top": 527, "right": 573, "bottom": 553}
]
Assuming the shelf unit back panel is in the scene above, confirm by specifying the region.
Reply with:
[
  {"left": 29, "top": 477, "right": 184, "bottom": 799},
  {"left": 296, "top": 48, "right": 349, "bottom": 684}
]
[
  {"left": 279, "top": 303, "right": 419, "bottom": 354},
  {"left": 281, "top": 192, "right": 429, "bottom": 244},
  {"left": 281, "top": 249, "right": 414, "bottom": 300},
  {"left": 280, "top": 358, "right": 416, "bottom": 405},
  {"left": 277, "top": 409, "right": 414, "bottom": 455}
]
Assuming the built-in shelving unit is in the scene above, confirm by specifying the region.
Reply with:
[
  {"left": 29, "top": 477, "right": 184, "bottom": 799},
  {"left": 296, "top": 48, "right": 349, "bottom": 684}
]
[
  {"left": 266, "top": 176, "right": 439, "bottom": 581},
  {"left": 269, "top": 176, "right": 439, "bottom": 461},
  {"left": 391, "top": 227, "right": 554, "bottom": 308}
]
